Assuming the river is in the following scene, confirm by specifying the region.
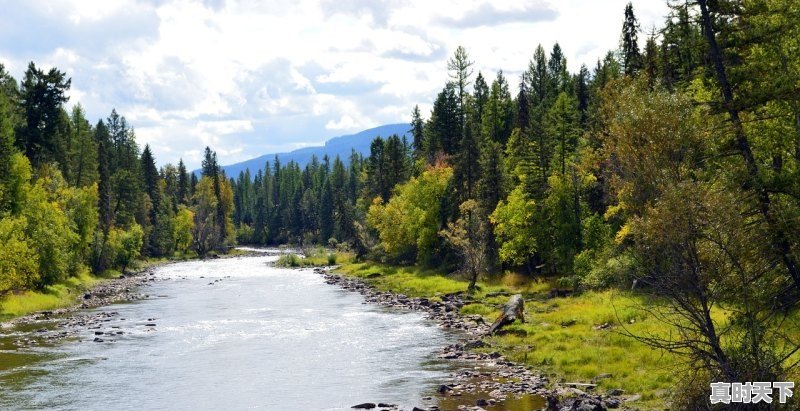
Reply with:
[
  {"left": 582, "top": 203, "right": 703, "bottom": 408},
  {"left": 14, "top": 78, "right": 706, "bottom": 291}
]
[{"left": 0, "top": 253, "right": 459, "bottom": 410}]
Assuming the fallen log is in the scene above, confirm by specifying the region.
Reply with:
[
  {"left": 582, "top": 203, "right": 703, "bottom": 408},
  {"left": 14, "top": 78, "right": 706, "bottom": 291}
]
[{"left": 486, "top": 294, "right": 525, "bottom": 335}]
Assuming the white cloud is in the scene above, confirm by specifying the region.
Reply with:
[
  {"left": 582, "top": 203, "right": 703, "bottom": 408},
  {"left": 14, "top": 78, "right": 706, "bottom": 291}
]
[
  {"left": 325, "top": 115, "right": 360, "bottom": 131},
  {"left": 0, "top": 0, "right": 670, "bottom": 169}
]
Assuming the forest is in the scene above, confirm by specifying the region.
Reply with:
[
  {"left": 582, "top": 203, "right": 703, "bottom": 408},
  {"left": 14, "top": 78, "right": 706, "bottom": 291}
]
[
  {"left": 0, "top": 62, "right": 234, "bottom": 292},
  {"left": 231, "top": 0, "right": 800, "bottom": 405},
  {"left": 0, "top": 0, "right": 798, "bottom": 408}
]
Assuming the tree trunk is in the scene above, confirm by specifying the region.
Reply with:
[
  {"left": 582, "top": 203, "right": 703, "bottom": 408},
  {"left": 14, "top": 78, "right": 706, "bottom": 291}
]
[{"left": 487, "top": 294, "right": 525, "bottom": 335}]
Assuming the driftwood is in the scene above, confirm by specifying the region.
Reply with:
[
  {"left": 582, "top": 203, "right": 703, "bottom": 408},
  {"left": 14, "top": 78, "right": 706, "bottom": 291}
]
[{"left": 487, "top": 294, "right": 525, "bottom": 335}]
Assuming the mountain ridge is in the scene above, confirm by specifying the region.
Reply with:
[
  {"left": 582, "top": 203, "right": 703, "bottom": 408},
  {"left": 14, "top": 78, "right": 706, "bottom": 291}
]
[{"left": 211, "top": 123, "right": 411, "bottom": 178}]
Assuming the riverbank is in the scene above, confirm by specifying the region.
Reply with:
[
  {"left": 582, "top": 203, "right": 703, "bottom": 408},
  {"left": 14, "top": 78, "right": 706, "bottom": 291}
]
[
  {"left": 322, "top": 260, "right": 676, "bottom": 410},
  {"left": 0, "top": 249, "right": 257, "bottom": 324}
]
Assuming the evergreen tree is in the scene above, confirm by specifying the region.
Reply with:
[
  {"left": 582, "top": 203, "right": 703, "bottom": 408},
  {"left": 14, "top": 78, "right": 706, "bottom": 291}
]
[
  {"left": 365, "top": 137, "right": 385, "bottom": 200},
  {"left": 527, "top": 45, "right": 550, "bottom": 107},
  {"left": 425, "top": 83, "right": 461, "bottom": 159},
  {"left": 515, "top": 73, "right": 530, "bottom": 131},
  {"left": 319, "top": 179, "right": 334, "bottom": 242},
  {"left": 95, "top": 121, "right": 112, "bottom": 234},
  {"left": 177, "top": 159, "right": 189, "bottom": 205},
  {"left": 621, "top": 2, "right": 642, "bottom": 76},
  {"left": 455, "top": 98, "right": 481, "bottom": 203},
  {"left": 481, "top": 71, "right": 513, "bottom": 145},
  {"left": 69, "top": 104, "right": 97, "bottom": 187},
  {"left": 17, "top": 62, "right": 71, "bottom": 169},
  {"left": 447, "top": 45, "right": 474, "bottom": 126},
  {"left": 410, "top": 105, "right": 425, "bottom": 154},
  {"left": 548, "top": 43, "right": 569, "bottom": 95},
  {"left": 546, "top": 93, "right": 581, "bottom": 175},
  {"left": 642, "top": 30, "right": 660, "bottom": 87},
  {"left": 473, "top": 72, "right": 489, "bottom": 124},
  {"left": 0, "top": 67, "right": 18, "bottom": 212},
  {"left": 575, "top": 65, "right": 590, "bottom": 128},
  {"left": 140, "top": 144, "right": 160, "bottom": 209}
]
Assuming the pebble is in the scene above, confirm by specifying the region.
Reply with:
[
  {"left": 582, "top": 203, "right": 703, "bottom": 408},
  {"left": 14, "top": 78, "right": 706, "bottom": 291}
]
[{"left": 316, "top": 267, "right": 624, "bottom": 411}]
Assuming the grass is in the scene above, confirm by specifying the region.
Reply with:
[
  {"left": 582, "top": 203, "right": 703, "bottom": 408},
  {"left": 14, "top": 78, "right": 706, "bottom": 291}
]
[
  {"left": 0, "top": 270, "right": 103, "bottom": 319},
  {"left": 275, "top": 248, "right": 355, "bottom": 268},
  {"left": 483, "top": 291, "right": 677, "bottom": 405},
  {"left": 0, "top": 250, "right": 201, "bottom": 321},
  {"left": 337, "top": 261, "right": 678, "bottom": 409}
]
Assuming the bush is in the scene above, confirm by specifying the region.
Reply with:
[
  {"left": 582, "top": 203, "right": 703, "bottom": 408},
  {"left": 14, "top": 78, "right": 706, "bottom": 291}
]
[
  {"left": 236, "top": 223, "right": 255, "bottom": 244},
  {"left": 276, "top": 253, "right": 302, "bottom": 267},
  {"left": 327, "top": 253, "right": 337, "bottom": 265},
  {"left": 108, "top": 224, "right": 144, "bottom": 273},
  {"left": 0, "top": 216, "right": 39, "bottom": 293}
]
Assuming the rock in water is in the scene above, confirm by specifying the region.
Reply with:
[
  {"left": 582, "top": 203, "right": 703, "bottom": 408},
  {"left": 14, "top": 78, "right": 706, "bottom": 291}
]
[{"left": 351, "top": 403, "right": 376, "bottom": 409}]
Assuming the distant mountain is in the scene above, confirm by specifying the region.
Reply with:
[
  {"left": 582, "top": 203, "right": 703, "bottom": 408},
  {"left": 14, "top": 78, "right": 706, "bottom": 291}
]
[{"left": 212, "top": 123, "right": 411, "bottom": 178}]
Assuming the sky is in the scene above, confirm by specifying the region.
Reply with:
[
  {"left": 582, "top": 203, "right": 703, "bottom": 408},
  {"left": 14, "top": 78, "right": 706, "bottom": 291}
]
[{"left": 0, "top": 0, "right": 670, "bottom": 169}]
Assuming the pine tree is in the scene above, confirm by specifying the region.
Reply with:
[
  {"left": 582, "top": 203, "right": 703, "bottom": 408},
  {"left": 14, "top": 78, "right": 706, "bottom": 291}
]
[
  {"left": 546, "top": 92, "right": 581, "bottom": 175},
  {"left": 575, "top": 65, "right": 590, "bottom": 128},
  {"left": 516, "top": 73, "right": 530, "bottom": 131},
  {"left": 319, "top": 179, "right": 334, "bottom": 242},
  {"left": 548, "top": 43, "right": 569, "bottom": 95},
  {"left": 448, "top": 46, "right": 474, "bottom": 129},
  {"left": 18, "top": 62, "right": 71, "bottom": 169},
  {"left": 425, "top": 83, "right": 461, "bottom": 159},
  {"left": 481, "top": 71, "right": 513, "bottom": 144},
  {"left": 140, "top": 144, "right": 160, "bottom": 209},
  {"left": 621, "top": 2, "right": 642, "bottom": 76},
  {"left": 527, "top": 45, "right": 550, "bottom": 108},
  {"left": 95, "top": 121, "right": 112, "bottom": 234},
  {"left": 643, "top": 30, "right": 660, "bottom": 87},
  {"left": 177, "top": 159, "right": 189, "bottom": 205},
  {"left": 455, "top": 99, "right": 481, "bottom": 203},
  {"left": 473, "top": 72, "right": 489, "bottom": 124},
  {"left": 410, "top": 105, "right": 425, "bottom": 154},
  {"left": 0, "top": 66, "right": 18, "bottom": 212},
  {"left": 69, "top": 104, "right": 97, "bottom": 187}
]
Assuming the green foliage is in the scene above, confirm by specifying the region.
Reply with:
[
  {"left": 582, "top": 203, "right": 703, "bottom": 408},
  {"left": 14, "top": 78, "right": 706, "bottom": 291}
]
[
  {"left": 542, "top": 167, "right": 594, "bottom": 275},
  {"left": 0, "top": 216, "right": 39, "bottom": 293},
  {"left": 192, "top": 175, "right": 235, "bottom": 255},
  {"left": 620, "top": 2, "right": 642, "bottom": 76},
  {"left": 174, "top": 206, "right": 195, "bottom": 253},
  {"left": 367, "top": 165, "right": 453, "bottom": 264},
  {"left": 275, "top": 249, "right": 352, "bottom": 268},
  {"left": 490, "top": 185, "right": 537, "bottom": 266},
  {"left": 276, "top": 253, "right": 302, "bottom": 267},
  {"left": 64, "top": 182, "right": 99, "bottom": 265},
  {"left": 108, "top": 224, "right": 143, "bottom": 273},
  {"left": 18, "top": 62, "right": 71, "bottom": 169},
  {"left": 440, "top": 200, "right": 489, "bottom": 292},
  {"left": 23, "top": 166, "right": 78, "bottom": 288}
]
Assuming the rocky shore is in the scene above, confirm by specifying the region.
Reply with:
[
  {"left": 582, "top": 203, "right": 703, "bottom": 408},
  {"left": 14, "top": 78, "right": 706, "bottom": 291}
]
[
  {"left": 316, "top": 268, "right": 628, "bottom": 411},
  {"left": 0, "top": 251, "right": 265, "bottom": 345}
]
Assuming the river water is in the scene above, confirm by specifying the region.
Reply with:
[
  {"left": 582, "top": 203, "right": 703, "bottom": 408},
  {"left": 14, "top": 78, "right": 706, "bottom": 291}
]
[{"left": 0, "top": 253, "right": 459, "bottom": 410}]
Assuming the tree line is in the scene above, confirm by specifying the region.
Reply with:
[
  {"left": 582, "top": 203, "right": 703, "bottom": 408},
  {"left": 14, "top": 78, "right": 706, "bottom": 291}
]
[
  {"left": 229, "top": 0, "right": 800, "bottom": 407},
  {"left": 0, "top": 62, "right": 234, "bottom": 294}
]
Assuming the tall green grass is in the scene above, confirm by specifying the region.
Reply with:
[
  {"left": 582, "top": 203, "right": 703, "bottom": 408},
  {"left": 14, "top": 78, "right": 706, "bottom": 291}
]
[
  {"left": 0, "top": 271, "right": 102, "bottom": 319},
  {"left": 275, "top": 249, "right": 353, "bottom": 268}
]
